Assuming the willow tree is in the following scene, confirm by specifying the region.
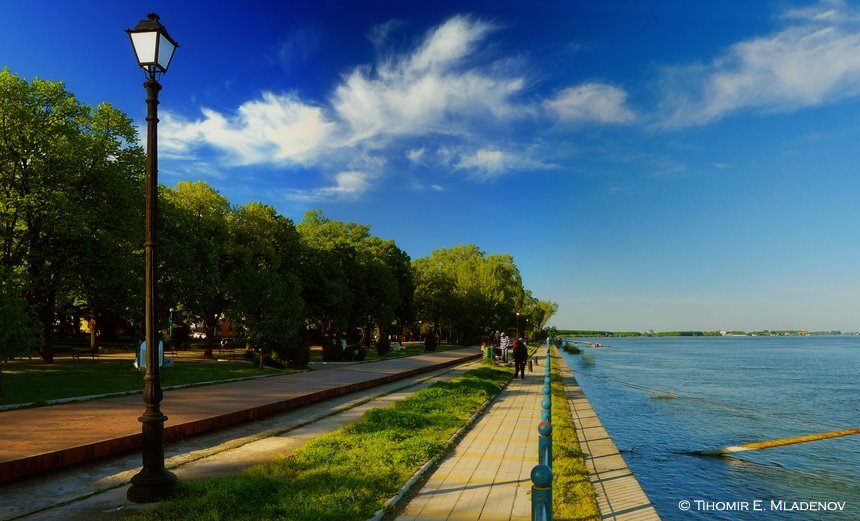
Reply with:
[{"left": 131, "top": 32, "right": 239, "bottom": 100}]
[{"left": 412, "top": 245, "right": 527, "bottom": 345}]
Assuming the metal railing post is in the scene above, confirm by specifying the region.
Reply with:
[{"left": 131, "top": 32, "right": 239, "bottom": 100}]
[
  {"left": 538, "top": 420, "right": 553, "bottom": 466},
  {"left": 531, "top": 464, "right": 553, "bottom": 521},
  {"left": 532, "top": 340, "right": 554, "bottom": 521}
]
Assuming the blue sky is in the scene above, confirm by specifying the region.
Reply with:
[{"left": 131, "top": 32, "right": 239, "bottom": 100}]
[{"left": 4, "top": 0, "right": 860, "bottom": 331}]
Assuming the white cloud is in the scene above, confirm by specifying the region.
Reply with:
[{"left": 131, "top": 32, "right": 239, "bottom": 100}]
[
  {"left": 544, "top": 83, "right": 637, "bottom": 123},
  {"left": 332, "top": 15, "right": 528, "bottom": 144},
  {"left": 455, "top": 148, "right": 558, "bottom": 180},
  {"left": 285, "top": 171, "right": 372, "bottom": 202},
  {"left": 406, "top": 146, "right": 426, "bottom": 163},
  {"left": 660, "top": 2, "right": 860, "bottom": 127},
  {"left": 160, "top": 92, "right": 335, "bottom": 166},
  {"left": 157, "top": 14, "right": 550, "bottom": 201}
]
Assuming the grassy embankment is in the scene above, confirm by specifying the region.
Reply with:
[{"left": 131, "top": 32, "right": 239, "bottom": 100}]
[
  {"left": 551, "top": 347, "right": 601, "bottom": 520},
  {"left": 131, "top": 361, "right": 512, "bottom": 521},
  {"left": 0, "top": 359, "right": 285, "bottom": 406}
]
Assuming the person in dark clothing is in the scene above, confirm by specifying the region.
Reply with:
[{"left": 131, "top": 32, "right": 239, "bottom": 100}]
[{"left": 513, "top": 338, "right": 528, "bottom": 379}]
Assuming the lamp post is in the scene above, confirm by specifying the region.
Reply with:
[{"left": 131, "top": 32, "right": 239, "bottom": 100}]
[
  {"left": 516, "top": 312, "right": 520, "bottom": 340},
  {"left": 126, "top": 12, "right": 178, "bottom": 504}
]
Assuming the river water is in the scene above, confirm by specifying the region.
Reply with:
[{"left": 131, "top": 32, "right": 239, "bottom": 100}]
[{"left": 559, "top": 336, "right": 860, "bottom": 520}]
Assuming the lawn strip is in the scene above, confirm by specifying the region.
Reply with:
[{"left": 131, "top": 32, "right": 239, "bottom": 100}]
[
  {"left": 551, "top": 347, "right": 600, "bottom": 520},
  {"left": 0, "top": 360, "right": 286, "bottom": 407},
  {"left": 132, "top": 361, "right": 512, "bottom": 521}
]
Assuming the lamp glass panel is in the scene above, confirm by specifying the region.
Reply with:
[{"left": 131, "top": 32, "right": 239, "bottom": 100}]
[
  {"left": 156, "top": 34, "right": 176, "bottom": 71},
  {"left": 130, "top": 32, "right": 158, "bottom": 65}
]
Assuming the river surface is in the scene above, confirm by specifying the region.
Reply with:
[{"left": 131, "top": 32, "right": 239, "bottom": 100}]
[{"left": 559, "top": 336, "right": 860, "bottom": 520}]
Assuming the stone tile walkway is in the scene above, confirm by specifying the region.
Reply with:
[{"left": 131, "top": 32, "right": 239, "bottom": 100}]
[
  {"left": 396, "top": 347, "right": 548, "bottom": 521},
  {"left": 559, "top": 356, "right": 661, "bottom": 521}
]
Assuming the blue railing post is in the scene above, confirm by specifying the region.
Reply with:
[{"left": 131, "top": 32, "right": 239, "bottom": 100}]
[
  {"left": 541, "top": 382, "right": 551, "bottom": 422},
  {"left": 538, "top": 420, "right": 553, "bottom": 466},
  {"left": 533, "top": 339, "right": 554, "bottom": 521},
  {"left": 531, "top": 464, "right": 553, "bottom": 521}
]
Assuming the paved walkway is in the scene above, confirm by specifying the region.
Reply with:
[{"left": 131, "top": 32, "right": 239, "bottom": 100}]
[
  {"left": 559, "top": 356, "right": 661, "bottom": 520},
  {"left": 396, "top": 347, "right": 548, "bottom": 521},
  {"left": 2, "top": 359, "right": 484, "bottom": 521},
  {"left": 0, "top": 348, "right": 480, "bottom": 483}
]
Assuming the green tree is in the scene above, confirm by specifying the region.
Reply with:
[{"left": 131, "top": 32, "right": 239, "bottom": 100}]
[
  {"left": 297, "top": 210, "right": 357, "bottom": 343},
  {"left": 67, "top": 104, "right": 145, "bottom": 351},
  {"left": 0, "top": 69, "right": 143, "bottom": 362},
  {"left": 226, "top": 203, "right": 305, "bottom": 366},
  {"left": 412, "top": 245, "right": 527, "bottom": 345},
  {"left": 0, "top": 270, "right": 37, "bottom": 395},
  {"left": 297, "top": 210, "right": 406, "bottom": 353},
  {"left": 163, "top": 181, "right": 231, "bottom": 357}
]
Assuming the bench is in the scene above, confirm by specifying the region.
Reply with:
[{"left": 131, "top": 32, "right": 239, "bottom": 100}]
[
  {"left": 217, "top": 345, "right": 236, "bottom": 356},
  {"left": 72, "top": 349, "right": 99, "bottom": 361}
]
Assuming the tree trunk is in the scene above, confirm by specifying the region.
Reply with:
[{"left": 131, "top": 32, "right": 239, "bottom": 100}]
[
  {"left": 38, "top": 297, "right": 54, "bottom": 364},
  {"left": 204, "top": 313, "right": 216, "bottom": 358},
  {"left": 89, "top": 309, "right": 99, "bottom": 354}
]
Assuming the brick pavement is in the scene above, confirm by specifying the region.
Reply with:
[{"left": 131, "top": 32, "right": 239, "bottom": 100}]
[{"left": 0, "top": 348, "right": 480, "bottom": 482}]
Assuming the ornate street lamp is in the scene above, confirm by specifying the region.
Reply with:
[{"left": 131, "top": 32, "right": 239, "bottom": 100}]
[
  {"left": 126, "top": 12, "right": 178, "bottom": 504},
  {"left": 516, "top": 312, "right": 520, "bottom": 340}
]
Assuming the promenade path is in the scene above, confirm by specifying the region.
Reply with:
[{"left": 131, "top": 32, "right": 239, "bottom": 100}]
[
  {"left": 559, "top": 355, "right": 660, "bottom": 521},
  {"left": 0, "top": 347, "right": 480, "bottom": 484},
  {"left": 395, "top": 345, "right": 548, "bottom": 521}
]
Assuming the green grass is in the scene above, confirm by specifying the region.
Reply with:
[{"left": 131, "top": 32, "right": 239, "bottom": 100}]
[
  {"left": 551, "top": 350, "right": 600, "bottom": 520},
  {"left": 132, "top": 364, "right": 512, "bottom": 521},
  {"left": 0, "top": 359, "right": 285, "bottom": 406}
]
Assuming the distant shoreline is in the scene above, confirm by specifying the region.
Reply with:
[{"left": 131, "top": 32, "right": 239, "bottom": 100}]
[{"left": 556, "top": 329, "right": 853, "bottom": 338}]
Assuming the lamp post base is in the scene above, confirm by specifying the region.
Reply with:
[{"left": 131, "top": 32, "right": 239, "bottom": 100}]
[{"left": 127, "top": 466, "right": 177, "bottom": 503}]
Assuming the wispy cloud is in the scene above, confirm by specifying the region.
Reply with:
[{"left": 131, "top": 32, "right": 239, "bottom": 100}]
[
  {"left": 659, "top": 1, "right": 860, "bottom": 127},
  {"left": 285, "top": 171, "right": 372, "bottom": 202},
  {"left": 455, "top": 147, "right": 558, "bottom": 180},
  {"left": 160, "top": 92, "right": 335, "bottom": 166},
  {"left": 275, "top": 26, "right": 320, "bottom": 71},
  {"left": 332, "top": 15, "right": 529, "bottom": 144},
  {"left": 544, "top": 83, "right": 637, "bottom": 124},
  {"left": 159, "top": 14, "right": 616, "bottom": 200},
  {"left": 406, "top": 146, "right": 426, "bottom": 163}
]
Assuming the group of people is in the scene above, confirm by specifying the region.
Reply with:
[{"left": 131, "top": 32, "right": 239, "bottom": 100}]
[{"left": 484, "top": 331, "right": 529, "bottom": 379}]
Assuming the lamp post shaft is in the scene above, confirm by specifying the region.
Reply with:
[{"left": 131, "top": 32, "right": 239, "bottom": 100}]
[{"left": 127, "top": 77, "right": 177, "bottom": 503}]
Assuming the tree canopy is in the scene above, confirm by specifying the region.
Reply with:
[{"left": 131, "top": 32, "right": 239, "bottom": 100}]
[{"left": 0, "top": 69, "right": 555, "bottom": 365}]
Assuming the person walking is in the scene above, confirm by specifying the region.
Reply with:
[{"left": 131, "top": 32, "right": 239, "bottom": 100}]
[
  {"left": 500, "top": 332, "right": 510, "bottom": 364},
  {"left": 513, "top": 338, "right": 528, "bottom": 379}
]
